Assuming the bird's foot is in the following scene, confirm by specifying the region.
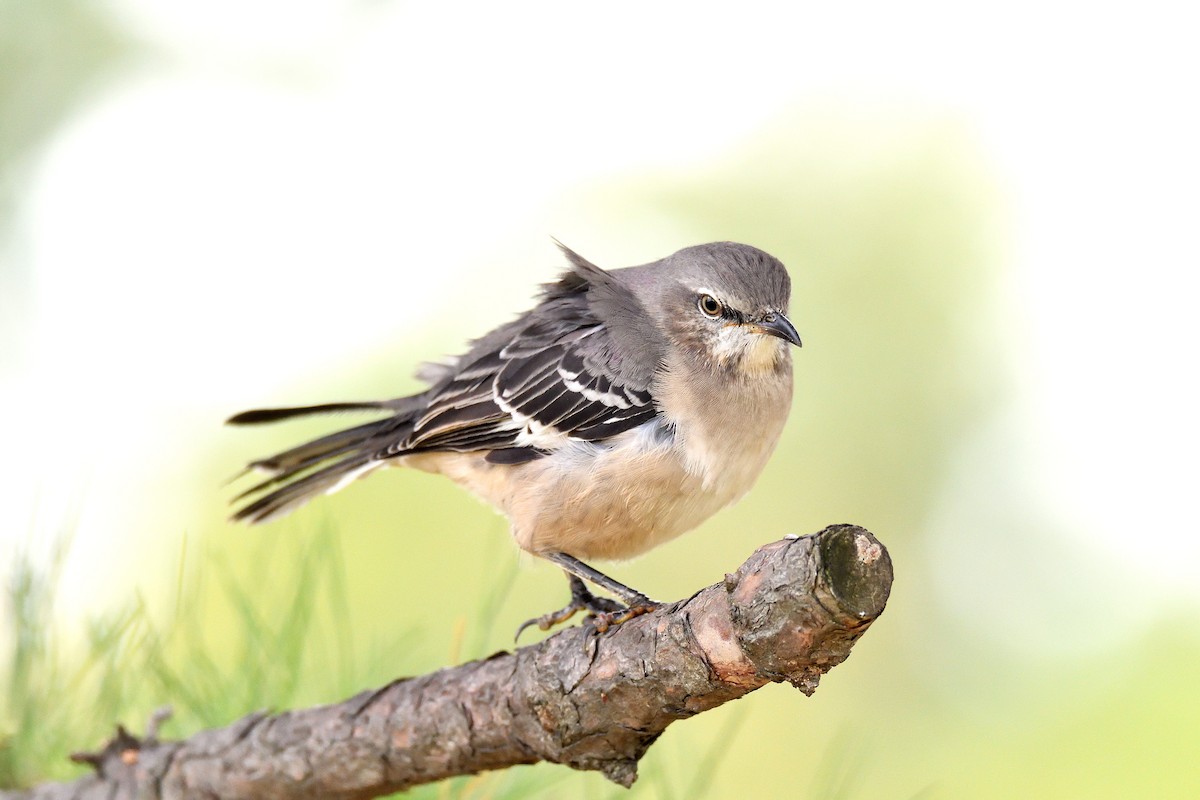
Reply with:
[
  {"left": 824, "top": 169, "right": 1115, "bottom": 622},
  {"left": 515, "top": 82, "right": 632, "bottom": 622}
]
[
  {"left": 513, "top": 601, "right": 599, "bottom": 640},
  {"left": 584, "top": 595, "right": 660, "bottom": 634},
  {"left": 515, "top": 579, "right": 656, "bottom": 641}
]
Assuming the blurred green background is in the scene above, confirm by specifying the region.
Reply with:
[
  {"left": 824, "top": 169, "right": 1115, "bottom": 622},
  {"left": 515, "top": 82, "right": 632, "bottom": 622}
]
[{"left": 2, "top": 2, "right": 1198, "bottom": 798}]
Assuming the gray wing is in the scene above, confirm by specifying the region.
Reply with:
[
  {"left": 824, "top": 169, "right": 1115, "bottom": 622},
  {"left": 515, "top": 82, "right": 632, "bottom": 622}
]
[
  {"left": 380, "top": 249, "right": 665, "bottom": 462},
  {"left": 227, "top": 246, "right": 664, "bottom": 522}
]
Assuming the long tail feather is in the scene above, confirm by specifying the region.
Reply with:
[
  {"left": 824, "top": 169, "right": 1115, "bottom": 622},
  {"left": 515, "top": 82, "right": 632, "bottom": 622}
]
[
  {"left": 246, "top": 419, "right": 391, "bottom": 474},
  {"left": 227, "top": 402, "right": 394, "bottom": 425},
  {"left": 229, "top": 403, "right": 418, "bottom": 523},
  {"left": 232, "top": 439, "right": 365, "bottom": 503},
  {"left": 232, "top": 454, "right": 378, "bottom": 524}
]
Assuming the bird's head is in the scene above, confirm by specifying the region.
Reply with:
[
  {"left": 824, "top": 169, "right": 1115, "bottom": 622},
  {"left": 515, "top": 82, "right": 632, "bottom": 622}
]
[{"left": 654, "top": 242, "right": 801, "bottom": 377}]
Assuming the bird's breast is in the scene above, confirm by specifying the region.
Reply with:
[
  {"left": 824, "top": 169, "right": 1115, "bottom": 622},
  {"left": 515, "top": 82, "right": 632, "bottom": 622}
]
[{"left": 654, "top": 353, "right": 794, "bottom": 497}]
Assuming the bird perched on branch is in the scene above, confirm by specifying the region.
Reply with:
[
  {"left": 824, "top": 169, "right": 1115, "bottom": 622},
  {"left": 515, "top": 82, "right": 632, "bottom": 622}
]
[{"left": 228, "top": 241, "right": 801, "bottom": 635}]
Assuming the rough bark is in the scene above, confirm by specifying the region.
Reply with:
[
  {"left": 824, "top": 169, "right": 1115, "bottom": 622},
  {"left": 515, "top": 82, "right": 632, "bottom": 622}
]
[{"left": 4, "top": 524, "right": 892, "bottom": 799}]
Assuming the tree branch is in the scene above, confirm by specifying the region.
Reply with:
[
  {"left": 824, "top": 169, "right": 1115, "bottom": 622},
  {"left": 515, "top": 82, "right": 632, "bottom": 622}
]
[{"left": 4, "top": 524, "right": 892, "bottom": 799}]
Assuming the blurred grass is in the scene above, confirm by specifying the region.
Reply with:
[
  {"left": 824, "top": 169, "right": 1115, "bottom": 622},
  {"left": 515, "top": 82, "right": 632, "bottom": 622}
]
[{"left": 0, "top": 526, "right": 569, "bottom": 798}]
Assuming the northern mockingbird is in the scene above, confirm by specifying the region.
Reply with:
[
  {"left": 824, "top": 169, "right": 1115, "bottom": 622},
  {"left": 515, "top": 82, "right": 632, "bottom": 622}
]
[{"left": 228, "top": 241, "right": 801, "bottom": 634}]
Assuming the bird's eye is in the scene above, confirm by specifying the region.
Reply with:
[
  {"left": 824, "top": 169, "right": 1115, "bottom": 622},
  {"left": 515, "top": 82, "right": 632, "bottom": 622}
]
[{"left": 697, "top": 294, "right": 723, "bottom": 318}]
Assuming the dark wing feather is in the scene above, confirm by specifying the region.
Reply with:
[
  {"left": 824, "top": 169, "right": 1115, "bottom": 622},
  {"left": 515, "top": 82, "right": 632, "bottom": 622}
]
[{"left": 388, "top": 248, "right": 665, "bottom": 456}]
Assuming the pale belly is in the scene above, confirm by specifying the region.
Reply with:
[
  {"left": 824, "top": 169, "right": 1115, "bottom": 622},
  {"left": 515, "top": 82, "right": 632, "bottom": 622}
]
[
  {"left": 410, "top": 421, "right": 776, "bottom": 561},
  {"left": 517, "top": 438, "right": 724, "bottom": 560}
]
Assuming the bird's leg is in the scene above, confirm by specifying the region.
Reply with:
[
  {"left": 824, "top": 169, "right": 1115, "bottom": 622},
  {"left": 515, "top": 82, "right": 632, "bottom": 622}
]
[{"left": 543, "top": 551, "right": 659, "bottom": 609}]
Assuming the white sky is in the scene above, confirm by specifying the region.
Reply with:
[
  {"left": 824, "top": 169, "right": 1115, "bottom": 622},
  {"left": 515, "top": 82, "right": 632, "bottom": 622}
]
[{"left": 3, "top": 1, "right": 1198, "bottom": 641}]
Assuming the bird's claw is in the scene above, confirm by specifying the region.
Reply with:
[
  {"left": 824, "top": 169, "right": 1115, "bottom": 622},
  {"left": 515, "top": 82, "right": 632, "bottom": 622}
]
[
  {"left": 513, "top": 602, "right": 587, "bottom": 641},
  {"left": 514, "top": 592, "right": 658, "bottom": 641},
  {"left": 583, "top": 598, "right": 660, "bottom": 634}
]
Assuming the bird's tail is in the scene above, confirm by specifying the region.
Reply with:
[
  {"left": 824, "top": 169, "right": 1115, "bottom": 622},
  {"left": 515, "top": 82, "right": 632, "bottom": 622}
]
[{"left": 226, "top": 400, "right": 415, "bottom": 524}]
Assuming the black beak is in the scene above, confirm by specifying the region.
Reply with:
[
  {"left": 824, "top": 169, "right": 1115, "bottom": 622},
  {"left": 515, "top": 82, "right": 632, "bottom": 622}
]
[{"left": 754, "top": 311, "right": 802, "bottom": 347}]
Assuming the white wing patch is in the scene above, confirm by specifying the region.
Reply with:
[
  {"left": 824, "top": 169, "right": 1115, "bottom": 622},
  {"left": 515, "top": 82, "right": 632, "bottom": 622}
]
[
  {"left": 559, "top": 370, "right": 633, "bottom": 409},
  {"left": 494, "top": 392, "right": 570, "bottom": 449}
]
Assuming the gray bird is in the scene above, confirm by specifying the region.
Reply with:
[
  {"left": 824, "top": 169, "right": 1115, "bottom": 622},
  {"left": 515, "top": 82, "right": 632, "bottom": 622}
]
[{"left": 228, "top": 241, "right": 801, "bottom": 634}]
